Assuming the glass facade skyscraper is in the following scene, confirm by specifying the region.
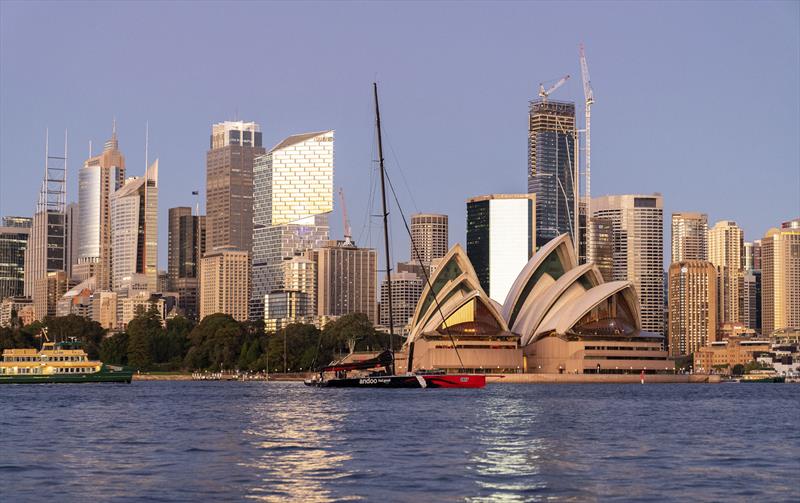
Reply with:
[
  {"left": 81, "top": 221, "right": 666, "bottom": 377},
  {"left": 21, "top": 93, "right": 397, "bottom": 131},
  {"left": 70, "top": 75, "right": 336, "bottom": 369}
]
[
  {"left": 251, "top": 131, "right": 333, "bottom": 320},
  {"left": 466, "top": 194, "right": 536, "bottom": 303},
  {"left": 528, "top": 100, "right": 577, "bottom": 249},
  {"left": 0, "top": 217, "right": 32, "bottom": 299}
]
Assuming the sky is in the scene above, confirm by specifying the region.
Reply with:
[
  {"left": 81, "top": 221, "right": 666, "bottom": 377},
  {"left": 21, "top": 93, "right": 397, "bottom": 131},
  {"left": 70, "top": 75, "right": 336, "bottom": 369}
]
[{"left": 1, "top": 1, "right": 798, "bottom": 272}]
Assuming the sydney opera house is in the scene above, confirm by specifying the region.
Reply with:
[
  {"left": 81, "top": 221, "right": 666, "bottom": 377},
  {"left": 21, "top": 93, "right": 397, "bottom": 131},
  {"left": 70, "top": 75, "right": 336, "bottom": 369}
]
[{"left": 395, "top": 235, "right": 673, "bottom": 374}]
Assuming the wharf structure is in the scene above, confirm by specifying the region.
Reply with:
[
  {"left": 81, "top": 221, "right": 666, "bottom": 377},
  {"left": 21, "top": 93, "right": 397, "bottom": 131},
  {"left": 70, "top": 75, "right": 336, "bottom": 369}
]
[{"left": 396, "top": 234, "right": 673, "bottom": 375}]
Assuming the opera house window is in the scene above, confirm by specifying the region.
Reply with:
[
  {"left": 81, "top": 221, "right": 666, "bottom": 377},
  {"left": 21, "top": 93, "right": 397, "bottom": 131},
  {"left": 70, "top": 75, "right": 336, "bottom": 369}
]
[
  {"left": 571, "top": 293, "right": 636, "bottom": 336},
  {"left": 438, "top": 298, "right": 502, "bottom": 336}
]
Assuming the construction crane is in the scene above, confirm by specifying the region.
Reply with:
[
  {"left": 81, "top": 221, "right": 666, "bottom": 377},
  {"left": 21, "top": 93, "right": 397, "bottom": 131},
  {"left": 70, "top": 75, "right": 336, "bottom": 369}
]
[
  {"left": 579, "top": 43, "right": 594, "bottom": 263},
  {"left": 339, "top": 187, "right": 353, "bottom": 246},
  {"left": 538, "top": 74, "right": 570, "bottom": 102}
]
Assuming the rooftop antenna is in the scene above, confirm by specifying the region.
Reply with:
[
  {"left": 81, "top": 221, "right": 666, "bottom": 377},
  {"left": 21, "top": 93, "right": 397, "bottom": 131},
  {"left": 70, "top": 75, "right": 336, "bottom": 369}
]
[
  {"left": 339, "top": 187, "right": 353, "bottom": 246},
  {"left": 145, "top": 121, "right": 149, "bottom": 169},
  {"left": 88, "top": 140, "right": 92, "bottom": 158},
  {"left": 112, "top": 117, "right": 117, "bottom": 138}
]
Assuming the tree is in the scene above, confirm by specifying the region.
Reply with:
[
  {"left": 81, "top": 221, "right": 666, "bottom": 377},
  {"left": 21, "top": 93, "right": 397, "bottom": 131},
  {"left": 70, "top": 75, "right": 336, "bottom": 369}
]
[
  {"left": 100, "top": 332, "right": 129, "bottom": 365},
  {"left": 731, "top": 364, "right": 745, "bottom": 376},
  {"left": 42, "top": 314, "right": 106, "bottom": 359},
  {"left": 185, "top": 314, "right": 245, "bottom": 371},
  {"left": 126, "top": 305, "right": 163, "bottom": 370}
]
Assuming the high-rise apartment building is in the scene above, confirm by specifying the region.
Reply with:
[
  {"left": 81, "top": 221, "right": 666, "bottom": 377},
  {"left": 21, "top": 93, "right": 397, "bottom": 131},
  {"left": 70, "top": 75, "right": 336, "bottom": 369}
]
[
  {"left": 708, "top": 220, "right": 744, "bottom": 326},
  {"left": 111, "top": 160, "right": 159, "bottom": 293},
  {"left": 251, "top": 131, "right": 333, "bottom": 320},
  {"left": 671, "top": 212, "right": 708, "bottom": 262},
  {"left": 466, "top": 194, "right": 536, "bottom": 303},
  {"left": 76, "top": 127, "right": 126, "bottom": 289},
  {"left": 743, "top": 240, "right": 762, "bottom": 272},
  {"left": 591, "top": 194, "right": 664, "bottom": 335},
  {"left": 380, "top": 271, "right": 424, "bottom": 331},
  {"left": 264, "top": 290, "right": 312, "bottom": 332},
  {"left": 761, "top": 219, "right": 800, "bottom": 336},
  {"left": 168, "top": 207, "right": 206, "bottom": 319},
  {"left": 0, "top": 217, "right": 31, "bottom": 299},
  {"left": 410, "top": 214, "right": 448, "bottom": 265},
  {"left": 206, "top": 121, "right": 265, "bottom": 254},
  {"left": 668, "top": 261, "right": 717, "bottom": 356},
  {"left": 528, "top": 100, "right": 576, "bottom": 249},
  {"left": 310, "top": 241, "right": 377, "bottom": 325},
  {"left": 742, "top": 270, "right": 761, "bottom": 333},
  {"left": 199, "top": 248, "right": 250, "bottom": 322}
]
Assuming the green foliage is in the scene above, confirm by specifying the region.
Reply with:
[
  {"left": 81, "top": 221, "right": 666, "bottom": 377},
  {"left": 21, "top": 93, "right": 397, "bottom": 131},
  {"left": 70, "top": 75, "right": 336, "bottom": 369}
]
[
  {"left": 185, "top": 314, "right": 245, "bottom": 371},
  {"left": 731, "top": 363, "right": 745, "bottom": 376},
  {"left": 42, "top": 314, "right": 106, "bottom": 359},
  {"left": 265, "top": 323, "right": 321, "bottom": 372},
  {"left": 100, "top": 332, "right": 129, "bottom": 365},
  {"left": 744, "top": 360, "right": 772, "bottom": 373}
]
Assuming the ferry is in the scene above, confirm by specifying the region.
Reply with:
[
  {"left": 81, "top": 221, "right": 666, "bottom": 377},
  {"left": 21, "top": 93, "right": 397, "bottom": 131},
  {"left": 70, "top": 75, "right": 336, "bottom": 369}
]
[
  {"left": 0, "top": 339, "right": 133, "bottom": 384},
  {"left": 740, "top": 370, "right": 785, "bottom": 383}
]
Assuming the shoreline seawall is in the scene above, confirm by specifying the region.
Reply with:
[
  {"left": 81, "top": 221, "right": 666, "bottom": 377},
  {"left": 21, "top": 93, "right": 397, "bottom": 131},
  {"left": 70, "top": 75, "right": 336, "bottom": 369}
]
[{"left": 490, "top": 373, "right": 721, "bottom": 384}]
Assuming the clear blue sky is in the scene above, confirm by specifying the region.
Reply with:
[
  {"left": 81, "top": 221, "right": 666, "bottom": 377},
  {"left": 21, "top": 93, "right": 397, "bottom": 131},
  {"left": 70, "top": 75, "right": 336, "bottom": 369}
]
[{"left": 1, "top": 1, "right": 798, "bottom": 271}]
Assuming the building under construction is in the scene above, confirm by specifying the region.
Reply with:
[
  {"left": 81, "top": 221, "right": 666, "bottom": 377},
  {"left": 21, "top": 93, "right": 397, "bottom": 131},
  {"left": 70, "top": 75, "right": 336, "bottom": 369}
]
[{"left": 527, "top": 99, "right": 577, "bottom": 250}]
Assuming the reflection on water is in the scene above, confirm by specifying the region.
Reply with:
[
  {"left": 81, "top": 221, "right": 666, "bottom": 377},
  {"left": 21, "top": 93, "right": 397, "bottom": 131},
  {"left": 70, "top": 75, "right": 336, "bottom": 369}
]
[
  {"left": 243, "top": 386, "right": 351, "bottom": 502},
  {"left": 1, "top": 383, "right": 799, "bottom": 502}
]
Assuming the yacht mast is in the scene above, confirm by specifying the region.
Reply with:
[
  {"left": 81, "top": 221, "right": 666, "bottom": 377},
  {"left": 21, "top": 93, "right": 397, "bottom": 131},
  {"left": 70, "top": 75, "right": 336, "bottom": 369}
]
[{"left": 373, "top": 83, "right": 395, "bottom": 367}]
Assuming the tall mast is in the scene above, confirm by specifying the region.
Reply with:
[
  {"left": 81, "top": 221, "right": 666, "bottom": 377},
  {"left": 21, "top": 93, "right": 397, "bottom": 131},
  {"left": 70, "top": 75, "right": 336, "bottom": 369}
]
[{"left": 373, "top": 82, "right": 395, "bottom": 358}]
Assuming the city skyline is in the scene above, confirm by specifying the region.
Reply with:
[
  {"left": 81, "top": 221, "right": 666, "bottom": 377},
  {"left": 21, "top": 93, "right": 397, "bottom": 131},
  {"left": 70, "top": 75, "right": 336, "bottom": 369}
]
[{"left": 1, "top": 3, "right": 797, "bottom": 273}]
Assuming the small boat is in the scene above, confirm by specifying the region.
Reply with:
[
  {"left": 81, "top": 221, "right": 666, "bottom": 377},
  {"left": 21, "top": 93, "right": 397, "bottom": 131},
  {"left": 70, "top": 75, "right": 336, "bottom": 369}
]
[{"left": 0, "top": 336, "right": 132, "bottom": 384}]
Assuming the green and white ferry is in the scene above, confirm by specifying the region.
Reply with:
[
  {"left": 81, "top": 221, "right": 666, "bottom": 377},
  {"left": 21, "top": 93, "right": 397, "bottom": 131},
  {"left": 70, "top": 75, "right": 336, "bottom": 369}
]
[{"left": 0, "top": 338, "right": 132, "bottom": 384}]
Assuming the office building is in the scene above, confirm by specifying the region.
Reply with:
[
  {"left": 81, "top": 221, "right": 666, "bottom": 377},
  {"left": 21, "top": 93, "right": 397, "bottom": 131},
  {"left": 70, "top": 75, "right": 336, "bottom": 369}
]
[
  {"left": 0, "top": 297, "right": 33, "bottom": 327},
  {"left": 0, "top": 217, "right": 31, "bottom": 299},
  {"left": 744, "top": 240, "right": 762, "bottom": 272},
  {"left": 693, "top": 336, "right": 771, "bottom": 374},
  {"left": 466, "top": 194, "right": 536, "bottom": 303},
  {"left": 671, "top": 212, "right": 708, "bottom": 262},
  {"left": 742, "top": 270, "right": 761, "bottom": 333},
  {"left": 75, "top": 127, "right": 126, "bottom": 288},
  {"left": 91, "top": 291, "right": 118, "bottom": 330},
  {"left": 264, "top": 290, "right": 312, "bottom": 331},
  {"left": 528, "top": 100, "right": 577, "bottom": 249},
  {"left": 111, "top": 160, "right": 159, "bottom": 293},
  {"left": 761, "top": 219, "right": 800, "bottom": 336},
  {"left": 410, "top": 213, "right": 448, "bottom": 265},
  {"left": 668, "top": 261, "right": 717, "bottom": 357},
  {"left": 199, "top": 248, "right": 250, "bottom": 322},
  {"left": 283, "top": 254, "right": 317, "bottom": 317},
  {"left": 33, "top": 271, "right": 75, "bottom": 320},
  {"left": 708, "top": 220, "right": 743, "bottom": 326},
  {"left": 590, "top": 216, "right": 614, "bottom": 281},
  {"left": 591, "top": 194, "right": 664, "bottom": 335},
  {"left": 168, "top": 207, "right": 206, "bottom": 319},
  {"left": 251, "top": 131, "right": 333, "bottom": 320},
  {"left": 380, "top": 271, "right": 424, "bottom": 332},
  {"left": 206, "top": 121, "right": 265, "bottom": 253},
  {"left": 310, "top": 240, "right": 377, "bottom": 325},
  {"left": 64, "top": 203, "right": 78, "bottom": 279}
]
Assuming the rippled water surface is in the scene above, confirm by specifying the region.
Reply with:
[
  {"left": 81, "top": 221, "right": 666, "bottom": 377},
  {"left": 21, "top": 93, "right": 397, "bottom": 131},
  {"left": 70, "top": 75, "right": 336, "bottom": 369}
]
[{"left": 2, "top": 382, "right": 798, "bottom": 502}]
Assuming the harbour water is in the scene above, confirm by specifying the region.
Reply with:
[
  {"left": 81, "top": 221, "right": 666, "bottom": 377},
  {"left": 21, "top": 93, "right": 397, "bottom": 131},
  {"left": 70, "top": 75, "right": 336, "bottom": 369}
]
[{"left": 2, "top": 382, "right": 798, "bottom": 502}]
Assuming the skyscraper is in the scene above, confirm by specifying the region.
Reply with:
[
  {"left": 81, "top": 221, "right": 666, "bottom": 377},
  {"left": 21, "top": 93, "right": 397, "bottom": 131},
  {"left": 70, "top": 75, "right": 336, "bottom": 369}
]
[
  {"left": 708, "top": 220, "right": 743, "bottom": 326},
  {"left": 111, "top": 160, "right": 158, "bottom": 293},
  {"left": 528, "top": 100, "right": 577, "bottom": 249},
  {"left": 668, "top": 261, "right": 717, "bottom": 356},
  {"left": 410, "top": 213, "right": 448, "bottom": 265},
  {"left": 168, "top": 207, "right": 206, "bottom": 319},
  {"left": 671, "top": 212, "right": 708, "bottom": 262},
  {"left": 64, "top": 202, "right": 78, "bottom": 279},
  {"left": 283, "top": 254, "right": 317, "bottom": 317},
  {"left": 199, "top": 247, "right": 250, "bottom": 322},
  {"left": 742, "top": 270, "right": 761, "bottom": 333},
  {"left": 251, "top": 131, "right": 333, "bottom": 320},
  {"left": 380, "top": 271, "right": 424, "bottom": 331},
  {"left": 466, "top": 194, "right": 536, "bottom": 303},
  {"left": 0, "top": 217, "right": 31, "bottom": 299},
  {"left": 591, "top": 194, "right": 664, "bottom": 335},
  {"left": 76, "top": 127, "right": 126, "bottom": 289},
  {"left": 310, "top": 240, "right": 377, "bottom": 325},
  {"left": 761, "top": 219, "right": 800, "bottom": 336},
  {"left": 206, "top": 121, "right": 265, "bottom": 254},
  {"left": 24, "top": 134, "right": 67, "bottom": 306},
  {"left": 34, "top": 271, "right": 75, "bottom": 321}
]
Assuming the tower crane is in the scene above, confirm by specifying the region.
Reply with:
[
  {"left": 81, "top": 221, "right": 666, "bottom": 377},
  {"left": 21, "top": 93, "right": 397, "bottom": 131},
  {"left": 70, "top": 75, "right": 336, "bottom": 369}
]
[
  {"left": 579, "top": 43, "right": 595, "bottom": 263},
  {"left": 339, "top": 187, "right": 353, "bottom": 246},
  {"left": 538, "top": 74, "right": 570, "bottom": 102}
]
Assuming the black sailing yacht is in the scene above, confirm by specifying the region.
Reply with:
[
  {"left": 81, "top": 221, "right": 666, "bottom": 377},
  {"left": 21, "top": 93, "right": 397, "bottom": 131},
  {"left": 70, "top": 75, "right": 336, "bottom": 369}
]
[{"left": 304, "top": 83, "right": 485, "bottom": 389}]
